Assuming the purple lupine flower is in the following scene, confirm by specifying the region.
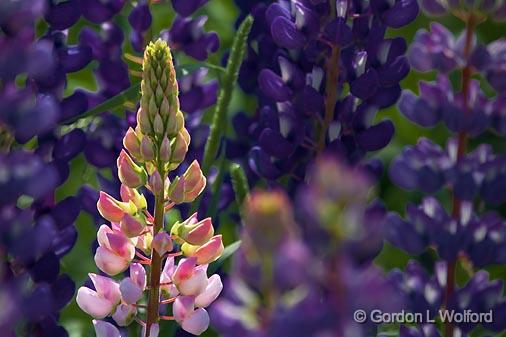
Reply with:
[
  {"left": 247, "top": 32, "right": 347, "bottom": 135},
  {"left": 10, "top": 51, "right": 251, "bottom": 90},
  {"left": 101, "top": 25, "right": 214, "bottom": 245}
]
[
  {"left": 212, "top": 158, "right": 402, "bottom": 336},
  {"left": 420, "top": 0, "right": 506, "bottom": 21},
  {"left": 386, "top": 4, "right": 506, "bottom": 337},
  {"left": 128, "top": 0, "right": 152, "bottom": 52},
  {"left": 0, "top": 152, "right": 77, "bottom": 336},
  {"left": 231, "top": 0, "right": 418, "bottom": 183},
  {"left": 161, "top": 15, "right": 219, "bottom": 61}
]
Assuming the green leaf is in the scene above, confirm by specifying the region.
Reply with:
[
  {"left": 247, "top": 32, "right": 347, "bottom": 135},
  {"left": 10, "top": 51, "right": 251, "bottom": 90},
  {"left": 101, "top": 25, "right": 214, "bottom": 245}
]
[
  {"left": 201, "top": 15, "right": 254, "bottom": 176},
  {"left": 208, "top": 240, "right": 241, "bottom": 274},
  {"left": 62, "top": 82, "right": 141, "bottom": 125}
]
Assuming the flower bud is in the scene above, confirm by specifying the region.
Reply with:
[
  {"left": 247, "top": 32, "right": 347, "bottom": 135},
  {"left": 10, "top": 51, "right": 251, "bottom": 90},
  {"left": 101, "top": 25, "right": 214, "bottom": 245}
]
[
  {"left": 161, "top": 96, "right": 170, "bottom": 117},
  {"left": 154, "top": 113, "right": 164, "bottom": 136},
  {"left": 166, "top": 107, "right": 183, "bottom": 137},
  {"left": 182, "top": 235, "right": 224, "bottom": 265},
  {"left": 152, "top": 231, "right": 173, "bottom": 256},
  {"left": 159, "top": 136, "right": 171, "bottom": 162},
  {"left": 149, "top": 169, "right": 164, "bottom": 196},
  {"left": 117, "top": 150, "right": 148, "bottom": 188},
  {"left": 120, "top": 185, "right": 147, "bottom": 210},
  {"left": 148, "top": 95, "right": 158, "bottom": 118},
  {"left": 172, "top": 213, "right": 214, "bottom": 246},
  {"left": 167, "top": 176, "right": 185, "bottom": 204},
  {"left": 97, "top": 191, "right": 132, "bottom": 222},
  {"left": 140, "top": 136, "right": 155, "bottom": 161},
  {"left": 182, "top": 160, "right": 206, "bottom": 201},
  {"left": 120, "top": 213, "right": 146, "bottom": 237},
  {"left": 93, "top": 320, "right": 121, "bottom": 337},
  {"left": 170, "top": 128, "right": 190, "bottom": 165},
  {"left": 112, "top": 304, "right": 136, "bottom": 326},
  {"left": 137, "top": 107, "right": 152, "bottom": 135},
  {"left": 123, "top": 127, "right": 141, "bottom": 160}
]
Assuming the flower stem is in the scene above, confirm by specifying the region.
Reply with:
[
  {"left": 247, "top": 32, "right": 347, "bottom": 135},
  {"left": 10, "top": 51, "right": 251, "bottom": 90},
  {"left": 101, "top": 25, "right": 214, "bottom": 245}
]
[
  {"left": 317, "top": 1, "right": 341, "bottom": 154},
  {"left": 444, "top": 12, "right": 478, "bottom": 337},
  {"left": 144, "top": 183, "right": 165, "bottom": 337}
]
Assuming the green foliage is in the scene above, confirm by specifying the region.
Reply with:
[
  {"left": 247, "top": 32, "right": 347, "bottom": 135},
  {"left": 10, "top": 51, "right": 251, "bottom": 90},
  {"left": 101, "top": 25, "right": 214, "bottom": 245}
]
[
  {"left": 201, "top": 15, "right": 254, "bottom": 175},
  {"left": 230, "top": 163, "right": 249, "bottom": 208}
]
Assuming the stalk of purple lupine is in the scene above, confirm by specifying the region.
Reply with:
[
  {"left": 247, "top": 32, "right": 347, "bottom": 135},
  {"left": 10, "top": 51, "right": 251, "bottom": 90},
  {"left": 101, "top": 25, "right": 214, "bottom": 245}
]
[
  {"left": 386, "top": 5, "right": 506, "bottom": 337},
  {"left": 76, "top": 40, "right": 224, "bottom": 337},
  {"left": 0, "top": 151, "right": 78, "bottom": 337},
  {"left": 228, "top": 0, "right": 419, "bottom": 183},
  {"left": 212, "top": 157, "right": 399, "bottom": 336}
]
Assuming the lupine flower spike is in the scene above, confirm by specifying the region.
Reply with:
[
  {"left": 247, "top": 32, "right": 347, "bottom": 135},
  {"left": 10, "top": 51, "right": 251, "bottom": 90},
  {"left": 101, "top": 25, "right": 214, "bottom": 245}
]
[{"left": 77, "top": 39, "right": 223, "bottom": 336}]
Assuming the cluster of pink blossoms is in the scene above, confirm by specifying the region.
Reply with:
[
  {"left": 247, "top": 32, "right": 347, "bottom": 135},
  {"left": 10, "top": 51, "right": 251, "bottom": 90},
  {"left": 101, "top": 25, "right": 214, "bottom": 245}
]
[{"left": 75, "top": 40, "right": 224, "bottom": 337}]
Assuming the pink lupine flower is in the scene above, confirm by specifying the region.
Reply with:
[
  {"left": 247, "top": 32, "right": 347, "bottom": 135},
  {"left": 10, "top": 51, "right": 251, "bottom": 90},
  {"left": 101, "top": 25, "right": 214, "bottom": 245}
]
[
  {"left": 76, "top": 274, "right": 121, "bottom": 319},
  {"left": 119, "top": 264, "right": 146, "bottom": 305},
  {"left": 120, "top": 185, "right": 147, "bottom": 210},
  {"left": 112, "top": 303, "right": 137, "bottom": 326},
  {"left": 172, "top": 257, "right": 208, "bottom": 296},
  {"left": 195, "top": 274, "right": 223, "bottom": 308},
  {"left": 160, "top": 256, "right": 179, "bottom": 297},
  {"left": 97, "top": 191, "right": 131, "bottom": 222},
  {"left": 182, "top": 235, "right": 224, "bottom": 264},
  {"left": 93, "top": 320, "right": 121, "bottom": 337},
  {"left": 168, "top": 160, "right": 206, "bottom": 204},
  {"left": 172, "top": 213, "right": 214, "bottom": 246},
  {"left": 123, "top": 127, "right": 142, "bottom": 160},
  {"left": 117, "top": 149, "right": 148, "bottom": 188},
  {"left": 95, "top": 225, "right": 136, "bottom": 275},
  {"left": 120, "top": 213, "right": 146, "bottom": 237},
  {"left": 173, "top": 296, "right": 210, "bottom": 335}
]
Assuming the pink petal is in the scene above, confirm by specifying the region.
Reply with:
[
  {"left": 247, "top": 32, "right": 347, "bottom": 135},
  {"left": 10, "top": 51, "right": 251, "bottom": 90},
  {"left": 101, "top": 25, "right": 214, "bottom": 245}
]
[
  {"left": 119, "top": 277, "right": 143, "bottom": 304},
  {"left": 112, "top": 303, "right": 136, "bottom": 326},
  {"left": 177, "top": 265, "right": 208, "bottom": 296},
  {"left": 173, "top": 296, "right": 195, "bottom": 323},
  {"left": 173, "top": 257, "right": 197, "bottom": 284},
  {"left": 195, "top": 274, "right": 223, "bottom": 308},
  {"left": 93, "top": 320, "right": 121, "bottom": 337},
  {"left": 130, "top": 263, "right": 146, "bottom": 290},
  {"left": 94, "top": 246, "right": 129, "bottom": 276},
  {"left": 97, "top": 225, "right": 113, "bottom": 248},
  {"left": 88, "top": 273, "right": 121, "bottom": 305},
  {"left": 160, "top": 256, "right": 175, "bottom": 284},
  {"left": 76, "top": 287, "right": 114, "bottom": 319},
  {"left": 181, "top": 308, "right": 210, "bottom": 335}
]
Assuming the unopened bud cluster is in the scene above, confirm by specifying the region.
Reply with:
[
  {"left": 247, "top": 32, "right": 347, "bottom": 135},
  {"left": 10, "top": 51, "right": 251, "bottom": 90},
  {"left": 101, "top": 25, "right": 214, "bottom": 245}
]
[{"left": 77, "top": 40, "right": 223, "bottom": 337}]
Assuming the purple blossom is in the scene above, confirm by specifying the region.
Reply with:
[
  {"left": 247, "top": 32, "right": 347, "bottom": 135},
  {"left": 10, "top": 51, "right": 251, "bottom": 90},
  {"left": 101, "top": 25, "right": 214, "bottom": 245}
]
[{"left": 231, "top": 0, "right": 418, "bottom": 183}]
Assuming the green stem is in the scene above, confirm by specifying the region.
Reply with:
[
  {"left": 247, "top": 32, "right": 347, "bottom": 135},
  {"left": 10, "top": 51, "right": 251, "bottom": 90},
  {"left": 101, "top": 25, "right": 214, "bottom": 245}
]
[
  {"left": 201, "top": 15, "right": 253, "bottom": 176},
  {"left": 444, "top": 13, "right": 478, "bottom": 337},
  {"left": 230, "top": 163, "right": 249, "bottom": 208},
  {"left": 316, "top": 1, "right": 340, "bottom": 154},
  {"left": 145, "top": 179, "right": 165, "bottom": 337}
]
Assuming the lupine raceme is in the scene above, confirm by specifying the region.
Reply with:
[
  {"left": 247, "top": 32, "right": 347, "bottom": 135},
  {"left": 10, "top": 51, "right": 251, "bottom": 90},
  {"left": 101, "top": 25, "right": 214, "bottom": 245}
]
[{"left": 76, "top": 39, "right": 223, "bottom": 337}]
